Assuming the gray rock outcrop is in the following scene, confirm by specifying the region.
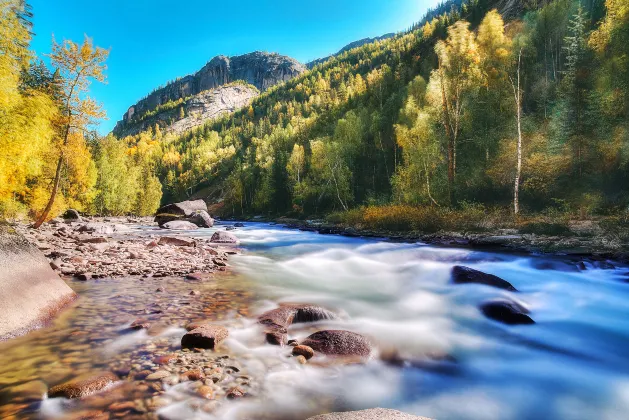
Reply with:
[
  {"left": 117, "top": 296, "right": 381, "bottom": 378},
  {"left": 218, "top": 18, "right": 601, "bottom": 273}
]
[
  {"left": 0, "top": 224, "right": 76, "bottom": 340},
  {"left": 114, "top": 51, "right": 306, "bottom": 137}
]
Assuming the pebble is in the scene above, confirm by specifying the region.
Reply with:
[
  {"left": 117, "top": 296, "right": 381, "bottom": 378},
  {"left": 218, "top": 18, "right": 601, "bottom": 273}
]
[
  {"left": 145, "top": 370, "right": 170, "bottom": 381},
  {"left": 292, "top": 345, "right": 315, "bottom": 360},
  {"left": 196, "top": 385, "right": 214, "bottom": 399}
]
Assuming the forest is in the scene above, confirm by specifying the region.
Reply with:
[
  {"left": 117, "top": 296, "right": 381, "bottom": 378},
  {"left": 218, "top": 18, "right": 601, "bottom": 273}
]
[{"left": 1, "top": 0, "right": 628, "bottom": 233}]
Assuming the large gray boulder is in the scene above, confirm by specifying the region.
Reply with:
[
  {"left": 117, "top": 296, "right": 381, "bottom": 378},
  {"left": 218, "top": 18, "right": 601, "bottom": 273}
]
[
  {"left": 0, "top": 224, "right": 76, "bottom": 340},
  {"left": 155, "top": 200, "right": 214, "bottom": 228},
  {"left": 307, "top": 408, "right": 431, "bottom": 420}
]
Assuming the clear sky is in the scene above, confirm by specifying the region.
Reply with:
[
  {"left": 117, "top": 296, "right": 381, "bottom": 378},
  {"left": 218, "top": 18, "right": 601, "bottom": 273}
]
[{"left": 29, "top": 0, "right": 441, "bottom": 134}]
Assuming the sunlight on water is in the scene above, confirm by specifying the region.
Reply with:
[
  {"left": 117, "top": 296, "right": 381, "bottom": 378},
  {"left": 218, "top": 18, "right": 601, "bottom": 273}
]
[{"left": 197, "top": 222, "right": 629, "bottom": 420}]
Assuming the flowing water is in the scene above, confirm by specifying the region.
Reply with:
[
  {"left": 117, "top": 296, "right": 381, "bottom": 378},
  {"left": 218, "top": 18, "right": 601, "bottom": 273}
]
[{"left": 1, "top": 222, "right": 629, "bottom": 419}]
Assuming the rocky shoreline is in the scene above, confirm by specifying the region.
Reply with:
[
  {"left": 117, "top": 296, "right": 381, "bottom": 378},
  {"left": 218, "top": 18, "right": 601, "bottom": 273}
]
[
  {"left": 14, "top": 216, "right": 237, "bottom": 280},
  {"left": 265, "top": 218, "right": 629, "bottom": 265}
]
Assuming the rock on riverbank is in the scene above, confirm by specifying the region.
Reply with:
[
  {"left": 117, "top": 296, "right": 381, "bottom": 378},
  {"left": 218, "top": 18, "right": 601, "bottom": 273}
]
[{"left": 0, "top": 224, "right": 76, "bottom": 340}]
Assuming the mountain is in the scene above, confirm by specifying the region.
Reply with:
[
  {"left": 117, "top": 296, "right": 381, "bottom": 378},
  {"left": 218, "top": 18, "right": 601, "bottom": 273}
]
[
  {"left": 306, "top": 33, "right": 395, "bottom": 68},
  {"left": 113, "top": 51, "right": 306, "bottom": 137}
]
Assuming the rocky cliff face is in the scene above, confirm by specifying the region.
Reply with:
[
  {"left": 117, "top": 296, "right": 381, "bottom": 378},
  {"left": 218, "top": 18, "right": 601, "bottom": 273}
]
[
  {"left": 114, "top": 51, "right": 305, "bottom": 137},
  {"left": 115, "top": 83, "right": 259, "bottom": 137}
]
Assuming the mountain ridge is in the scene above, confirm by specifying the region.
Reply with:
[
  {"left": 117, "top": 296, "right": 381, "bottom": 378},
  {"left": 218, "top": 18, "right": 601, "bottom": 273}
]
[{"left": 113, "top": 51, "right": 305, "bottom": 137}]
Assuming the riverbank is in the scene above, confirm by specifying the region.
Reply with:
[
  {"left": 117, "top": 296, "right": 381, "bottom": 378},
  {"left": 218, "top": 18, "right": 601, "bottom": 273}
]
[
  {"left": 13, "top": 216, "right": 236, "bottom": 279},
  {"left": 229, "top": 214, "right": 629, "bottom": 264},
  {"left": 1, "top": 217, "right": 258, "bottom": 419}
]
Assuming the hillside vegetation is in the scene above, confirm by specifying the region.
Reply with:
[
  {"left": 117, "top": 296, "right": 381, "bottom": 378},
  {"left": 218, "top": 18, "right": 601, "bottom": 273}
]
[
  {"left": 120, "top": 0, "right": 628, "bottom": 226},
  {"left": 1, "top": 0, "right": 628, "bottom": 234}
]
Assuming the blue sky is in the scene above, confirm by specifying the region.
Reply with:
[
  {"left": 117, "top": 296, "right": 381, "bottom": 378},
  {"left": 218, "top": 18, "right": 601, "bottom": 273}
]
[{"left": 30, "top": 0, "right": 441, "bottom": 134}]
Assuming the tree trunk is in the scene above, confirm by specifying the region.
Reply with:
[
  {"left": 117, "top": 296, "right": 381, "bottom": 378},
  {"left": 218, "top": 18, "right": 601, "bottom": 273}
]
[
  {"left": 33, "top": 153, "right": 64, "bottom": 228},
  {"left": 439, "top": 68, "right": 455, "bottom": 204},
  {"left": 512, "top": 49, "right": 523, "bottom": 216}
]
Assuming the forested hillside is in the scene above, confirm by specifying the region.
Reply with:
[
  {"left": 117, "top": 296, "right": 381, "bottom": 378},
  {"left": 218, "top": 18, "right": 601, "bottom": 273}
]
[
  {"left": 120, "top": 0, "right": 627, "bottom": 223},
  {"left": 1, "top": 0, "right": 628, "bottom": 228}
]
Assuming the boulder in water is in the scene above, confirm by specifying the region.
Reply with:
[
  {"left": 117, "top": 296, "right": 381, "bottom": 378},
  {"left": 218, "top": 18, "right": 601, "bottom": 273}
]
[
  {"left": 181, "top": 325, "right": 228, "bottom": 349},
  {"left": 210, "top": 230, "right": 239, "bottom": 244},
  {"left": 48, "top": 372, "right": 118, "bottom": 399},
  {"left": 480, "top": 299, "right": 535, "bottom": 325},
  {"left": 451, "top": 265, "right": 517, "bottom": 291},
  {"left": 257, "top": 303, "right": 338, "bottom": 346},
  {"left": 301, "top": 330, "right": 372, "bottom": 358}
]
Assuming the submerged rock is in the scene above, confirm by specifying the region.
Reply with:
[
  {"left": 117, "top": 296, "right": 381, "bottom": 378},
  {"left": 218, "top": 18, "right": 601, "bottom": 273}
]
[
  {"left": 210, "top": 230, "right": 239, "bottom": 244},
  {"left": 301, "top": 330, "right": 372, "bottom": 358},
  {"left": 258, "top": 303, "right": 338, "bottom": 346},
  {"left": 451, "top": 265, "right": 518, "bottom": 291},
  {"left": 306, "top": 408, "right": 431, "bottom": 420},
  {"left": 48, "top": 372, "right": 118, "bottom": 399},
  {"left": 181, "top": 325, "right": 228, "bottom": 349},
  {"left": 480, "top": 299, "right": 535, "bottom": 325}
]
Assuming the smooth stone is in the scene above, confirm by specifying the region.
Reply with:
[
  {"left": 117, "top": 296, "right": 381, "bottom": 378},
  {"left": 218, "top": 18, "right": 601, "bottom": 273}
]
[
  {"left": 158, "top": 236, "right": 197, "bottom": 247},
  {"left": 480, "top": 299, "right": 535, "bottom": 325},
  {"left": 181, "top": 325, "right": 228, "bottom": 349},
  {"left": 292, "top": 345, "right": 315, "bottom": 360},
  {"left": 451, "top": 265, "right": 517, "bottom": 291},
  {"left": 301, "top": 330, "right": 372, "bottom": 358},
  {"left": 48, "top": 372, "right": 118, "bottom": 399},
  {"left": 145, "top": 370, "right": 170, "bottom": 381},
  {"left": 196, "top": 385, "right": 214, "bottom": 399},
  {"left": 210, "top": 231, "right": 239, "bottom": 244},
  {"left": 226, "top": 386, "right": 246, "bottom": 399},
  {"left": 162, "top": 221, "right": 199, "bottom": 231}
]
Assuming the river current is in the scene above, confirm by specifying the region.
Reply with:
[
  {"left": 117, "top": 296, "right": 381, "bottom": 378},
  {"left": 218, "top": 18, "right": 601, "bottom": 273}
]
[{"left": 1, "top": 222, "right": 629, "bottom": 419}]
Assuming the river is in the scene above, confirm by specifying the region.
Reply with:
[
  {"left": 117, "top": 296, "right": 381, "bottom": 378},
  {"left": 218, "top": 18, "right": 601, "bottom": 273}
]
[{"left": 1, "top": 222, "right": 629, "bottom": 419}]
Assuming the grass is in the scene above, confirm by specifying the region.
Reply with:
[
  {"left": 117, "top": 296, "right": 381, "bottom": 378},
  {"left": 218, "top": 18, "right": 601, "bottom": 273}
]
[{"left": 327, "top": 204, "right": 512, "bottom": 234}]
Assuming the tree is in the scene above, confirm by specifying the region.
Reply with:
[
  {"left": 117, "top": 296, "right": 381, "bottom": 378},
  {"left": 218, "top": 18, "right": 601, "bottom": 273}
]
[
  {"left": 427, "top": 20, "right": 480, "bottom": 203},
  {"left": 287, "top": 143, "right": 305, "bottom": 184},
  {"left": 555, "top": 7, "right": 595, "bottom": 180},
  {"left": 510, "top": 49, "right": 524, "bottom": 215},
  {"left": 34, "top": 36, "right": 108, "bottom": 227},
  {"left": 394, "top": 76, "right": 442, "bottom": 206},
  {"left": 476, "top": 10, "right": 512, "bottom": 161},
  {"left": 0, "top": 1, "right": 60, "bottom": 218}
]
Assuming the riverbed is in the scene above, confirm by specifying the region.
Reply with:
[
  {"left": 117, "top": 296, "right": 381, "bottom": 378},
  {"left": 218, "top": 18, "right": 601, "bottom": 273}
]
[{"left": 1, "top": 222, "right": 629, "bottom": 419}]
